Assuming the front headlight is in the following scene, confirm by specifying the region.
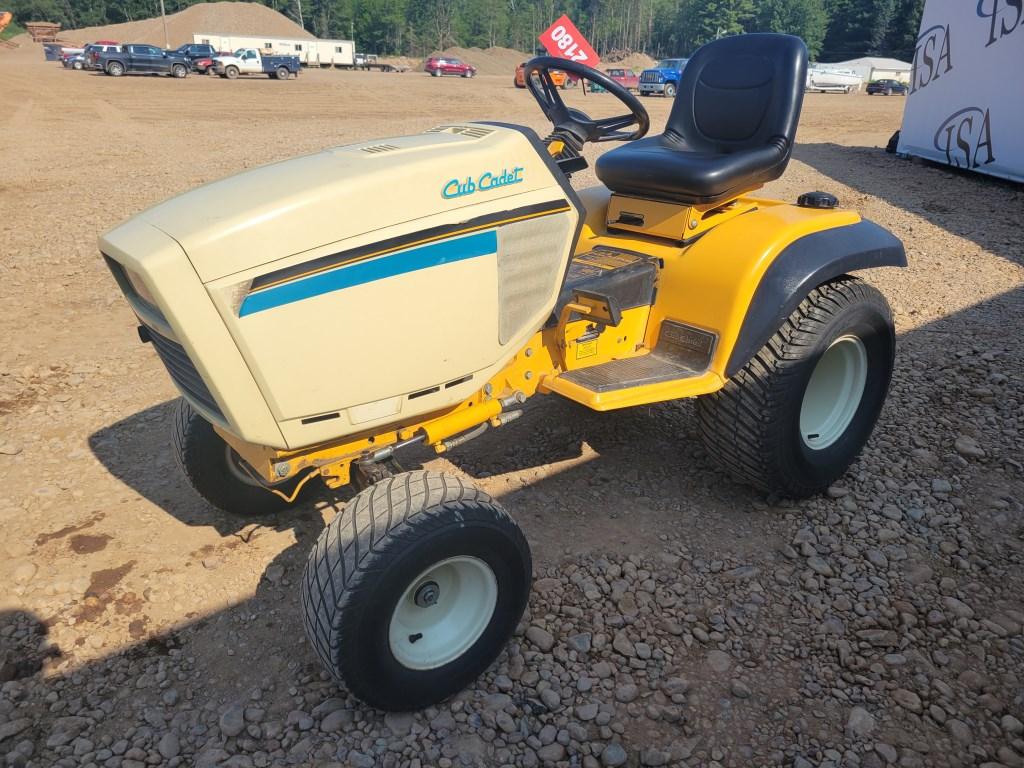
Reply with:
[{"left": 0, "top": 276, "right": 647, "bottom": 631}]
[{"left": 124, "top": 267, "right": 159, "bottom": 310}]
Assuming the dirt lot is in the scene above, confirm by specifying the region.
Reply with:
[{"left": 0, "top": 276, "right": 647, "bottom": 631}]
[{"left": 2, "top": 42, "right": 1023, "bottom": 768}]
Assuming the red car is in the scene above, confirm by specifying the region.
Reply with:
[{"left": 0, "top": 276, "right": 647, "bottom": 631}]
[
  {"left": 605, "top": 67, "right": 640, "bottom": 91},
  {"left": 424, "top": 56, "right": 476, "bottom": 78}
]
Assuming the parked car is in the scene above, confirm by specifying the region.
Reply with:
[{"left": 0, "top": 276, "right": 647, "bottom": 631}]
[
  {"left": 424, "top": 56, "right": 476, "bottom": 78},
  {"left": 638, "top": 57, "right": 688, "bottom": 97},
  {"left": 513, "top": 62, "right": 577, "bottom": 89},
  {"left": 174, "top": 42, "right": 218, "bottom": 72},
  {"left": 605, "top": 67, "right": 639, "bottom": 91},
  {"left": 192, "top": 56, "right": 216, "bottom": 73},
  {"left": 98, "top": 44, "right": 191, "bottom": 77},
  {"left": 59, "top": 48, "right": 84, "bottom": 68},
  {"left": 83, "top": 41, "right": 120, "bottom": 70},
  {"left": 212, "top": 49, "right": 301, "bottom": 79},
  {"left": 866, "top": 78, "right": 908, "bottom": 95}
]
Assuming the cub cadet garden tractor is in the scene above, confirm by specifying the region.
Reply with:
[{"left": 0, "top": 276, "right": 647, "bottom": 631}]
[{"left": 100, "top": 34, "right": 905, "bottom": 711}]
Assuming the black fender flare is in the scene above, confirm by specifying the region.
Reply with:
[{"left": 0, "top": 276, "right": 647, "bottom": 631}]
[{"left": 725, "top": 219, "right": 906, "bottom": 377}]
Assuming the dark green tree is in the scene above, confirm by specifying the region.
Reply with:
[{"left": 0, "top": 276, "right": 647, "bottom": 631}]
[{"left": 750, "top": 0, "right": 828, "bottom": 58}]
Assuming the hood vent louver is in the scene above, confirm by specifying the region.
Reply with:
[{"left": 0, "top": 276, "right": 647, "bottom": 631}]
[
  {"left": 426, "top": 125, "right": 495, "bottom": 139},
  {"left": 360, "top": 144, "right": 400, "bottom": 154}
]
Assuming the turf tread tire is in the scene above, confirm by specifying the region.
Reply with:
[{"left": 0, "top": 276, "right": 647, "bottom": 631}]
[
  {"left": 697, "top": 276, "right": 894, "bottom": 497},
  {"left": 301, "top": 470, "right": 531, "bottom": 711},
  {"left": 172, "top": 398, "right": 310, "bottom": 516}
]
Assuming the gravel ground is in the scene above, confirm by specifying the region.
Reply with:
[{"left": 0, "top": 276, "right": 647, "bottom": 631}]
[{"left": 2, "top": 41, "right": 1023, "bottom": 768}]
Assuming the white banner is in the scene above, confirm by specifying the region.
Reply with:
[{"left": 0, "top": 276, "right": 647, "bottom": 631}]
[{"left": 897, "top": 0, "right": 1024, "bottom": 183}]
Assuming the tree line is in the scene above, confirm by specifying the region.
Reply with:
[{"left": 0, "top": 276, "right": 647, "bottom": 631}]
[{"left": 9, "top": 0, "right": 924, "bottom": 62}]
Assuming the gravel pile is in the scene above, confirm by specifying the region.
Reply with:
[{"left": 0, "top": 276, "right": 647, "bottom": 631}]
[{"left": 4, "top": 396, "right": 1023, "bottom": 768}]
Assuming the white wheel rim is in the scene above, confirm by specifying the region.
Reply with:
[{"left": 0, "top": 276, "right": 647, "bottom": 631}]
[
  {"left": 389, "top": 556, "right": 497, "bottom": 670},
  {"left": 799, "top": 334, "right": 868, "bottom": 450}
]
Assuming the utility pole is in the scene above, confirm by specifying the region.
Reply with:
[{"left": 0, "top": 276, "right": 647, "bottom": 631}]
[{"left": 160, "top": 0, "right": 169, "bottom": 49}]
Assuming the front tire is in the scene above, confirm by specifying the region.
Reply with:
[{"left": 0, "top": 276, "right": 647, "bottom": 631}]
[
  {"left": 225, "top": 65, "right": 239, "bottom": 80},
  {"left": 172, "top": 399, "right": 314, "bottom": 515},
  {"left": 697, "top": 277, "right": 895, "bottom": 497},
  {"left": 301, "top": 471, "right": 532, "bottom": 711},
  {"left": 664, "top": 82, "right": 677, "bottom": 98}
]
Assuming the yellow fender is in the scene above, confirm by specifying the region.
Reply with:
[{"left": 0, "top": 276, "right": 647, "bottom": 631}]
[{"left": 578, "top": 186, "right": 906, "bottom": 385}]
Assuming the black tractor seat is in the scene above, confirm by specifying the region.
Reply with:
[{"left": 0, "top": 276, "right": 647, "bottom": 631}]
[{"left": 595, "top": 34, "right": 807, "bottom": 205}]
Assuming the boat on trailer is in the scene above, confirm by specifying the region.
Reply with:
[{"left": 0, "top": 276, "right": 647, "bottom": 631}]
[{"left": 806, "top": 67, "right": 862, "bottom": 93}]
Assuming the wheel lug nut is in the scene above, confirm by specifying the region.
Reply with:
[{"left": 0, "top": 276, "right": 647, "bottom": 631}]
[{"left": 414, "top": 580, "right": 440, "bottom": 607}]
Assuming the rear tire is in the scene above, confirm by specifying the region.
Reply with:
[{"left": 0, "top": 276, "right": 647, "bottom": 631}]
[
  {"left": 107, "top": 61, "right": 124, "bottom": 77},
  {"left": 301, "top": 471, "right": 532, "bottom": 711},
  {"left": 697, "top": 277, "right": 895, "bottom": 498},
  {"left": 276, "top": 66, "right": 290, "bottom": 80},
  {"left": 171, "top": 63, "right": 187, "bottom": 78},
  {"left": 172, "top": 398, "right": 315, "bottom": 515},
  {"left": 73, "top": 60, "right": 83, "bottom": 70}
]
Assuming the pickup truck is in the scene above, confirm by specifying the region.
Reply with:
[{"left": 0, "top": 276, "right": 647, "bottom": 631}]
[
  {"left": 98, "top": 44, "right": 190, "bottom": 78},
  {"left": 638, "top": 57, "right": 688, "bottom": 97},
  {"left": 213, "top": 49, "right": 301, "bottom": 80}
]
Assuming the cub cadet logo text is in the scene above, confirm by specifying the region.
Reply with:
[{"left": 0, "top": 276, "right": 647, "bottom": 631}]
[
  {"left": 443, "top": 167, "right": 524, "bottom": 199},
  {"left": 933, "top": 107, "right": 996, "bottom": 169},
  {"left": 977, "top": 0, "right": 1022, "bottom": 46},
  {"left": 910, "top": 24, "right": 952, "bottom": 93}
]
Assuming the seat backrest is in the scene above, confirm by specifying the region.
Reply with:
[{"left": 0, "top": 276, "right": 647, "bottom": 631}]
[{"left": 667, "top": 34, "right": 807, "bottom": 157}]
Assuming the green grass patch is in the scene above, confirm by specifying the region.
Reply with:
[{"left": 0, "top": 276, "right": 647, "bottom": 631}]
[{"left": 1, "top": 19, "right": 26, "bottom": 40}]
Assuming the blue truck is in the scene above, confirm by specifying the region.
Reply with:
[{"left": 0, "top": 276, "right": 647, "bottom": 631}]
[
  {"left": 98, "top": 44, "right": 192, "bottom": 78},
  {"left": 638, "top": 57, "right": 688, "bottom": 97}
]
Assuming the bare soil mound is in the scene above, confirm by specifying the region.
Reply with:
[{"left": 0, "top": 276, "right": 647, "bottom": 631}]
[
  {"left": 64, "top": 1, "right": 312, "bottom": 47},
  {"left": 606, "top": 51, "right": 656, "bottom": 71},
  {"left": 422, "top": 45, "right": 528, "bottom": 77}
]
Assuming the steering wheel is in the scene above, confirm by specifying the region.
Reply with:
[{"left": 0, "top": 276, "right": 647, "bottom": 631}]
[{"left": 523, "top": 56, "right": 649, "bottom": 146}]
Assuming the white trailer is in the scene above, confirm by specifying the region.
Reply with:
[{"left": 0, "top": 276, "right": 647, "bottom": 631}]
[{"left": 194, "top": 33, "right": 354, "bottom": 67}]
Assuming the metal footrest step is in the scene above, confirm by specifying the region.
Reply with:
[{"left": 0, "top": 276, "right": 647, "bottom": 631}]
[
  {"left": 559, "top": 353, "right": 702, "bottom": 393},
  {"left": 557, "top": 319, "right": 718, "bottom": 394}
]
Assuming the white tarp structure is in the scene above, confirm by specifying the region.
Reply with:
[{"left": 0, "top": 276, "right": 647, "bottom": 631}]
[
  {"left": 897, "top": 0, "right": 1024, "bottom": 183},
  {"left": 828, "top": 56, "right": 911, "bottom": 83}
]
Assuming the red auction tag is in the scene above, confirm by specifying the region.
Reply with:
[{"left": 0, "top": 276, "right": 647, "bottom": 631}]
[{"left": 538, "top": 15, "right": 600, "bottom": 67}]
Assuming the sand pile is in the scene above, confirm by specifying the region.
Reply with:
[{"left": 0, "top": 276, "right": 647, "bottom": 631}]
[
  {"left": 65, "top": 1, "right": 313, "bottom": 47},
  {"left": 421, "top": 45, "right": 528, "bottom": 76}
]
